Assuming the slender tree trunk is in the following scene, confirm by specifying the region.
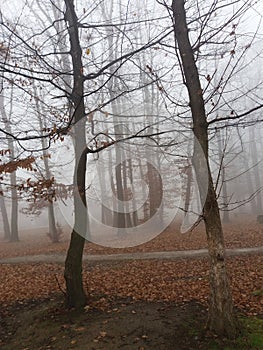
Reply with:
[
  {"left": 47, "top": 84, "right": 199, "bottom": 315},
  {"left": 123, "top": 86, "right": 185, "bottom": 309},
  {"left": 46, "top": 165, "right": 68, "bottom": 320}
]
[
  {"left": 114, "top": 154, "right": 126, "bottom": 232},
  {"left": 128, "top": 158, "right": 138, "bottom": 226},
  {"left": 33, "top": 86, "right": 59, "bottom": 243},
  {"left": 143, "top": 64, "right": 162, "bottom": 220},
  {"left": 217, "top": 130, "right": 230, "bottom": 223},
  {"left": 42, "top": 141, "right": 58, "bottom": 243},
  {"left": 249, "top": 128, "right": 263, "bottom": 214},
  {"left": 122, "top": 160, "right": 132, "bottom": 227},
  {"left": 47, "top": 203, "right": 58, "bottom": 242},
  {"left": 100, "top": 4, "right": 127, "bottom": 233},
  {"left": 138, "top": 157, "right": 149, "bottom": 221},
  {"left": 221, "top": 165, "right": 230, "bottom": 223},
  {"left": 9, "top": 171, "right": 18, "bottom": 241},
  {"left": 242, "top": 154, "right": 257, "bottom": 214},
  {"left": 183, "top": 162, "right": 192, "bottom": 226},
  {"left": 63, "top": 0, "right": 87, "bottom": 308},
  {"left": 172, "top": 0, "right": 237, "bottom": 338},
  {"left": 0, "top": 185, "right": 10, "bottom": 240},
  {"left": 110, "top": 98, "right": 126, "bottom": 234},
  {"left": 0, "top": 80, "right": 19, "bottom": 242},
  {"left": 97, "top": 153, "right": 112, "bottom": 225}
]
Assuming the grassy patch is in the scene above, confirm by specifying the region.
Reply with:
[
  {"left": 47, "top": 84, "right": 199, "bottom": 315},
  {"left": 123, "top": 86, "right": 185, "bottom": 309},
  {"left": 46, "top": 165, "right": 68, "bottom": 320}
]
[{"left": 198, "top": 316, "right": 263, "bottom": 350}]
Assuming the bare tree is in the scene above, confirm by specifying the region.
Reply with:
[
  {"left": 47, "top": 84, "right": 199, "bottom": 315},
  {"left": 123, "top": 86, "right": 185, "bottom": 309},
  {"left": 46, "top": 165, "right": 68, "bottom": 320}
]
[
  {"left": 172, "top": 0, "right": 237, "bottom": 337},
  {"left": 171, "top": 0, "right": 263, "bottom": 337}
]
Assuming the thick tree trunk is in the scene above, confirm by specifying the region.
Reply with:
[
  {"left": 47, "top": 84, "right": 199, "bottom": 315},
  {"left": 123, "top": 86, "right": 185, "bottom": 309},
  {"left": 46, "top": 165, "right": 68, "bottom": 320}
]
[
  {"left": 63, "top": 0, "right": 88, "bottom": 308},
  {"left": 172, "top": 0, "right": 237, "bottom": 338},
  {"left": 64, "top": 140, "right": 87, "bottom": 308},
  {"left": 64, "top": 229, "right": 86, "bottom": 308},
  {"left": 202, "top": 177, "right": 236, "bottom": 336}
]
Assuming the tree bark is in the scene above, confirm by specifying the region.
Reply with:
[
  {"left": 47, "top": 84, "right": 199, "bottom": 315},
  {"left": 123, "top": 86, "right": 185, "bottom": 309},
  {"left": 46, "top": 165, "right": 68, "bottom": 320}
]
[
  {"left": 34, "top": 86, "right": 59, "bottom": 244},
  {"left": 42, "top": 143, "right": 58, "bottom": 243},
  {"left": 242, "top": 153, "right": 257, "bottom": 214},
  {"left": 100, "top": 4, "right": 127, "bottom": 233},
  {"left": 249, "top": 127, "right": 263, "bottom": 214},
  {"left": 0, "top": 80, "right": 19, "bottom": 242},
  {"left": 0, "top": 184, "right": 10, "bottom": 240},
  {"left": 183, "top": 162, "right": 192, "bottom": 227},
  {"left": 63, "top": 0, "right": 87, "bottom": 308},
  {"left": 172, "top": 0, "right": 237, "bottom": 338},
  {"left": 9, "top": 170, "right": 18, "bottom": 241},
  {"left": 128, "top": 158, "right": 139, "bottom": 226},
  {"left": 217, "top": 130, "right": 230, "bottom": 223}
]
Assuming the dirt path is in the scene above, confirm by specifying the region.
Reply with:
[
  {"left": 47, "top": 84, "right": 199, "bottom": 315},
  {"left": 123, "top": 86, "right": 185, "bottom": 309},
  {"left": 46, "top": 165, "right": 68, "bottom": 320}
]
[
  {"left": 3, "top": 297, "right": 261, "bottom": 350},
  {"left": 0, "top": 246, "right": 262, "bottom": 264}
]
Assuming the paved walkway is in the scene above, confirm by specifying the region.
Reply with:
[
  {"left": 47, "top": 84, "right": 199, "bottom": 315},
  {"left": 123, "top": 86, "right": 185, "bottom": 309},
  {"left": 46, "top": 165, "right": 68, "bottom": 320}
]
[{"left": 0, "top": 246, "right": 262, "bottom": 264}]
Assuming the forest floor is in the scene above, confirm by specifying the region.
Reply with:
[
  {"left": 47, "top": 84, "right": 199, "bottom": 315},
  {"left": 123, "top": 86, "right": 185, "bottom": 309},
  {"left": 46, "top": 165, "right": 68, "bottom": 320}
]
[{"left": 0, "top": 217, "right": 262, "bottom": 349}]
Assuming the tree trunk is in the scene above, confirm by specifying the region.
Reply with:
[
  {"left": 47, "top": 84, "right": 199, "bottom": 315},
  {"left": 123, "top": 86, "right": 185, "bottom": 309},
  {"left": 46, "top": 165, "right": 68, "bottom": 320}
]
[
  {"left": 242, "top": 153, "right": 257, "bottom": 214},
  {"left": 183, "top": 162, "right": 192, "bottom": 227},
  {"left": 97, "top": 153, "right": 112, "bottom": 225},
  {"left": 9, "top": 171, "right": 19, "bottom": 241},
  {"left": 47, "top": 203, "right": 59, "bottom": 243},
  {"left": 217, "top": 130, "right": 230, "bottom": 223},
  {"left": 42, "top": 146, "right": 58, "bottom": 243},
  {"left": 128, "top": 158, "right": 139, "bottom": 227},
  {"left": 0, "top": 185, "right": 10, "bottom": 240},
  {"left": 0, "top": 80, "right": 19, "bottom": 242},
  {"left": 63, "top": 0, "right": 87, "bottom": 308},
  {"left": 64, "top": 229, "right": 86, "bottom": 308},
  {"left": 111, "top": 101, "right": 126, "bottom": 234},
  {"left": 100, "top": 6, "right": 127, "bottom": 234},
  {"left": 122, "top": 160, "right": 132, "bottom": 228},
  {"left": 33, "top": 83, "right": 59, "bottom": 244},
  {"left": 138, "top": 157, "right": 149, "bottom": 221},
  {"left": 172, "top": 0, "right": 237, "bottom": 338},
  {"left": 114, "top": 160, "right": 126, "bottom": 232},
  {"left": 249, "top": 127, "right": 263, "bottom": 214}
]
